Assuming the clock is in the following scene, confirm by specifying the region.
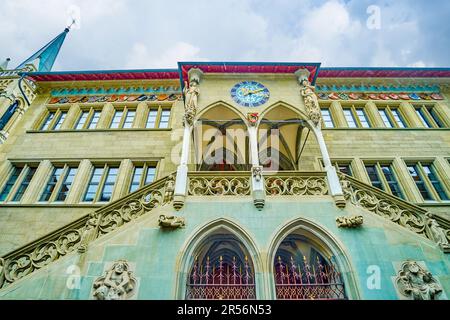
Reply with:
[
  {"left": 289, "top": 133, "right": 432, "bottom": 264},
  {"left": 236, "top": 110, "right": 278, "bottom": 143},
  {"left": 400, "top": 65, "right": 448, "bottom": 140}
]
[{"left": 230, "top": 81, "right": 270, "bottom": 107}]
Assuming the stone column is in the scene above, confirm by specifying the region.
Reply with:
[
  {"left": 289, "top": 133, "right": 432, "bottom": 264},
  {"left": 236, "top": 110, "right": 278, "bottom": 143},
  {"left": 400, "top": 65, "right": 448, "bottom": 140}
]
[
  {"left": 112, "top": 159, "right": 134, "bottom": 200},
  {"left": 433, "top": 102, "right": 450, "bottom": 127},
  {"left": 296, "top": 68, "right": 345, "bottom": 208},
  {"left": 433, "top": 157, "right": 450, "bottom": 193},
  {"left": 392, "top": 157, "right": 423, "bottom": 203},
  {"left": 21, "top": 160, "right": 53, "bottom": 203},
  {"left": 365, "top": 101, "right": 384, "bottom": 127},
  {"left": 134, "top": 102, "right": 148, "bottom": 128},
  {"left": 352, "top": 158, "right": 371, "bottom": 184},
  {"left": 399, "top": 102, "right": 423, "bottom": 128},
  {"left": 173, "top": 68, "right": 203, "bottom": 210},
  {"left": 61, "top": 104, "right": 81, "bottom": 130},
  {"left": 66, "top": 159, "right": 92, "bottom": 204},
  {"left": 248, "top": 117, "right": 265, "bottom": 210},
  {"left": 97, "top": 103, "right": 114, "bottom": 129},
  {"left": 329, "top": 101, "right": 347, "bottom": 128}
]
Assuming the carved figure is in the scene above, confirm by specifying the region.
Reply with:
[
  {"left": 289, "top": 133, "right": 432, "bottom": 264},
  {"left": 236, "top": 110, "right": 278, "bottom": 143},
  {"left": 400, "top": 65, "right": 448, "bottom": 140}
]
[
  {"left": 183, "top": 80, "right": 199, "bottom": 126},
  {"left": 78, "top": 214, "right": 99, "bottom": 253},
  {"left": 158, "top": 214, "right": 185, "bottom": 229},
  {"left": 163, "top": 174, "right": 175, "bottom": 203},
  {"left": 396, "top": 261, "right": 442, "bottom": 300},
  {"left": 252, "top": 166, "right": 263, "bottom": 182},
  {"left": 92, "top": 260, "right": 137, "bottom": 300},
  {"left": 299, "top": 78, "right": 321, "bottom": 126},
  {"left": 247, "top": 113, "right": 259, "bottom": 127},
  {"left": 336, "top": 215, "right": 363, "bottom": 228},
  {"left": 427, "top": 218, "right": 449, "bottom": 250}
]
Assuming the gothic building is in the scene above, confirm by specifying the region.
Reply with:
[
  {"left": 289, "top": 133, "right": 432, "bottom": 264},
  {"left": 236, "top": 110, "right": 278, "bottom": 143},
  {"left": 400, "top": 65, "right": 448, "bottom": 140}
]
[{"left": 0, "top": 29, "right": 449, "bottom": 300}]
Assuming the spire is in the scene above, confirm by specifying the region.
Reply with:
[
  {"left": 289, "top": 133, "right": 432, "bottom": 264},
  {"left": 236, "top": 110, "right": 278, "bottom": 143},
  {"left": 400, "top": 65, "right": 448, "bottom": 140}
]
[
  {"left": 0, "top": 58, "right": 11, "bottom": 71},
  {"left": 16, "top": 28, "right": 70, "bottom": 72}
]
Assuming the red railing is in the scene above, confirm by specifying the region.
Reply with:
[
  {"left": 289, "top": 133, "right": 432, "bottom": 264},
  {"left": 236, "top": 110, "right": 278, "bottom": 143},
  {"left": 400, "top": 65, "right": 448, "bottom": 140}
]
[
  {"left": 186, "top": 256, "right": 256, "bottom": 300},
  {"left": 275, "top": 256, "right": 346, "bottom": 300}
]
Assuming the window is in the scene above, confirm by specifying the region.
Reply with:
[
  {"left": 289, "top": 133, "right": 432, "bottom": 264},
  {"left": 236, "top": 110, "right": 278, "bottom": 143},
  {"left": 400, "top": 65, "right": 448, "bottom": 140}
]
[
  {"left": 407, "top": 165, "right": 433, "bottom": 200},
  {"left": 321, "top": 109, "right": 334, "bottom": 128},
  {"left": 377, "top": 106, "right": 407, "bottom": 128},
  {"left": 84, "top": 164, "right": 119, "bottom": 202},
  {"left": 0, "top": 167, "right": 21, "bottom": 201},
  {"left": 342, "top": 105, "right": 372, "bottom": 128},
  {"left": 40, "top": 112, "right": 56, "bottom": 130},
  {"left": 364, "top": 162, "right": 404, "bottom": 199},
  {"left": 355, "top": 108, "right": 371, "bottom": 128},
  {"left": 407, "top": 162, "right": 449, "bottom": 201},
  {"left": 343, "top": 109, "right": 357, "bottom": 128},
  {"left": 331, "top": 161, "right": 352, "bottom": 176},
  {"left": 75, "top": 111, "right": 89, "bottom": 129},
  {"left": 88, "top": 111, "right": 101, "bottom": 129},
  {"left": 109, "top": 107, "right": 136, "bottom": 129},
  {"left": 414, "top": 105, "right": 445, "bottom": 128},
  {"left": 53, "top": 111, "right": 67, "bottom": 130},
  {"left": 129, "top": 164, "right": 157, "bottom": 193},
  {"left": 145, "top": 107, "right": 172, "bottom": 129},
  {"left": 11, "top": 167, "right": 36, "bottom": 202},
  {"left": 39, "top": 165, "right": 78, "bottom": 202}
]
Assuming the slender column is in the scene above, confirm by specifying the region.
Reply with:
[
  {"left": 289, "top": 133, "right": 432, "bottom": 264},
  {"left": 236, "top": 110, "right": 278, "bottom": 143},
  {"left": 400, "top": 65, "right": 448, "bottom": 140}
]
[
  {"left": 66, "top": 159, "right": 92, "bottom": 204},
  {"left": 61, "top": 103, "right": 80, "bottom": 130},
  {"left": 248, "top": 120, "right": 265, "bottom": 210},
  {"left": 392, "top": 157, "right": 422, "bottom": 203},
  {"left": 352, "top": 158, "right": 371, "bottom": 184},
  {"left": 433, "top": 157, "right": 450, "bottom": 193},
  {"left": 365, "top": 101, "right": 384, "bottom": 127},
  {"left": 399, "top": 102, "right": 423, "bottom": 128},
  {"left": 134, "top": 102, "right": 148, "bottom": 128},
  {"left": 112, "top": 159, "right": 134, "bottom": 200},
  {"left": 97, "top": 103, "right": 114, "bottom": 129},
  {"left": 433, "top": 102, "right": 450, "bottom": 127},
  {"left": 21, "top": 160, "right": 53, "bottom": 203},
  {"left": 329, "top": 101, "right": 347, "bottom": 128}
]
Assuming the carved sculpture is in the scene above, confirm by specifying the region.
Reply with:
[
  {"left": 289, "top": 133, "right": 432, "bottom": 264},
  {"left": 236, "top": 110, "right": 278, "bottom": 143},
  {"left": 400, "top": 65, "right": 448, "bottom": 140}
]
[
  {"left": 158, "top": 214, "right": 185, "bottom": 229},
  {"left": 78, "top": 214, "right": 99, "bottom": 253},
  {"left": 395, "top": 261, "right": 442, "bottom": 300},
  {"left": 252, "top": 166, "right": 263, "bottom": 182},
  {"left": 183, "top": 79, "right": 199, "bottom": 126},
  {"left": 0, "top": 258, "right": 4, "bottom": 288},
  {"left": 336, "top": 215, "right": 363, "bottom": 228},
  {"left": 92, "top": 260, "right": 137, "bottom": 300},
  {"left": 247, "top": 113, "right": 259, "bottom": 127},
  {"left": 299, "top": 78, "right": 321, "bottom": 127},
  {"left": 426, "top": 218, "right": 450, "bottom": 252},
  {"left": 163, "top": 173, "right": 175, "bottom": 203}
]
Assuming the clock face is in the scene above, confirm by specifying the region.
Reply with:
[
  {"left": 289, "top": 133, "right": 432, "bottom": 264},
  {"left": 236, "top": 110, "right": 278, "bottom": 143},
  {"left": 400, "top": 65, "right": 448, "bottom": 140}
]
[{"left": 230, "top": 81, "right": 270, "bottom": 107}]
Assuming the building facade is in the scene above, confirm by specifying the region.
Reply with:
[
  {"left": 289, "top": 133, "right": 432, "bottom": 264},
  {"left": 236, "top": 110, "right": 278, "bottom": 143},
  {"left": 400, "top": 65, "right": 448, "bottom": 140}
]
[{"left": 0, "top": 31, "right": 449, "bottom": 300}]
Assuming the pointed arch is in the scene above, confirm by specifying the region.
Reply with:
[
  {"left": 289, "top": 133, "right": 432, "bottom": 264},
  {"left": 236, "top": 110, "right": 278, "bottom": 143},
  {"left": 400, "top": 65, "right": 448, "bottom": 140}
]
[
  {"left": 267, "top": 217, "right": 361, "bottom": 300},
  {"left": 174, "top": 218, "right": 264, "bottom": 299},
  {"left": 196, "top": 100, "right": 247, "bottom": 123}
]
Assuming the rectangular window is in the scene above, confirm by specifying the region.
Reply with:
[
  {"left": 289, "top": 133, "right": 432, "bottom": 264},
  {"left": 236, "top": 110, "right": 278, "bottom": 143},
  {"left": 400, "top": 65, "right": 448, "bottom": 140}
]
[
  {"left": 365, "top": 165, "right": 384, "bottom": 190},
  {"left": 123, "top": 110, "right": 135, "bottom": 129},
  {"left": 378, "top": 109, "right": 394, "bottom": 128},
  {"left": 321, "top": 109, "right": 334, "bottom": 128},
  {"left": 11, "top": 167, "right": 36, "bottom": 202},
  {"left": 110, "top": 110, "right": 124, "bottom": 129},
  {"left": 40, "top": 112, "right": 56, "bottom": 130},
  {"left": 84, "top": 167, "right": 104, "bottom": 202},
  {"left": 391, "top": 109, "right": 406, "bottom": 128},
  {"left": 55, "top": 167, "right": 77, "bottom": 202},
  {"left": 380, "top": 165, "right": 403, "bottom": 199},
  {"left": 415, "top": 108, "right": 432, "bottom": 128},
  {"left": 0, "top": 167, "right": 21, "bottom": 201},
  {"left": 146, "top": 109, "right": 158, "bottom": 128},
  {"left": 40, "top": 167, "right": 64, "bottom": 202},
  {"left": 99, "top": 167, "right": 118, "bottom": 201},
  {"left": 421, "top": 165, "right": 449, "bottom": 200},
  {"left": 159, "top": 109, "right": 171, "bottom": 128},
  {"left": 128, "top": 164, "right": 157, "bottom": 193},
  {"left": 343, "top": 109, "right": 357, "bottom": 128},
  {"left": 355, "top": 108, "right": 371, "bottom": 128},
  {"left": 53, "top": 111, "right": 67, "bottom": 130},
  {"left": 428, "top": 107, "right": 444, "bottom": 128},
  {"left": 408, "top": 165, "right": 433, "bottom": 201},
  {"left": 88, "top": 111, "right": 101, "bottom": 129},
  {"left": 75, "top": 111, "right": 89, "bottom": 129}
]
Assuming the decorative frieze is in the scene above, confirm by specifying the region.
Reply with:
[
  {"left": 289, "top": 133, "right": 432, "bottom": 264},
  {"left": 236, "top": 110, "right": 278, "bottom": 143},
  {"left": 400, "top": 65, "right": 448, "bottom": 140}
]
[
  {"left": 92, "top": 260, "right": 137, "bottom": 300},
  {"left": 395, "top": 261, "right": 443, "bottom": 300},
  {"left": 317, "top": 91, "right": 444, "bottom": 101},
  {"left": 47, "top": 94, "right": 182, "bottom": 105},
  {"left": 188, "top": 175, "right": 251, "bottom": 196},
  {"left": 50, "top": 85, "right": 181, "bottom": 97},
  {"left": 265, "top": 175, "right": 328, "bottom": 196}
]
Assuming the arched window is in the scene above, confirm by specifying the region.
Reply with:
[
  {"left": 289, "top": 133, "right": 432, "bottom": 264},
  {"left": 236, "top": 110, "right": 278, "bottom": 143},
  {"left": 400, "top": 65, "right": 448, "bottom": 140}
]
[
  {"left": 274, "top": 233, "right": 347, "bottom": 300},
  {"left": 186, "top": 231, "right": 256, "bottom": 300},
  {"left": 0, "top": 100, "right": 19, "bottom": 130}
]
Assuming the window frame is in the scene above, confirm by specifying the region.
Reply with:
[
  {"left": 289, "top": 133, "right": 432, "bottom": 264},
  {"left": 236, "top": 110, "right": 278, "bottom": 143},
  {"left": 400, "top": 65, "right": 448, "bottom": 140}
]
[
  {"left": 342, "top": 104, "right": 371, "bottom": 128},
  {"left": 413, "top": 104, "right": 445, "bottom": 128},
  {"left": 145, "top": 105, "right": 172, "bottom": 129},
  {"left": 109, "top": 106, "right": 137, "bottom": 129},
  {"left": 363, "top": 161, "right": 404, "bottom": 199},
  {"left": 38, "top": 164, "right": 79, "bottom": 203},
  {"left": 128, "top": 162, "right": 158, "bottom": 193},
  {"left": 38, "top": 108, "right": 70, "bottom": 131},
  {"left": 406, "top": 161, "right": 450, "bottom": 201},
  {"left": 320, "top": 107, "right": 335, "bottom": 128},
  {"left": 83, "top": 163, "right": 120, "bottom": 203}
]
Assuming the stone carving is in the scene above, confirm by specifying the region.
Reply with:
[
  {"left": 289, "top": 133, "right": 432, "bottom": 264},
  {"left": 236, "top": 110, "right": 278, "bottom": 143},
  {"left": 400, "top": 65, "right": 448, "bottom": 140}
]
[
  {"left": 93, "top": 260, "right": 137, "bottom": 300},
  {"left": 336, "top": 215, "right": 363, "bottom": 228},
  {"left": 247, "top": 113, "right": 259, "bottom": 127},
  {"left": 252, "top": 166, "right": 263, "bottom": 182},
  {"left": 77, "top": 213, "right": 99, "bottom": 253},
  {"left": 0, "top": 258, "right": 4, "bottom": 288},
  {"left": 188, "top": 176, "right": 251, "bottom": 196},
  {"left": 265, "top": 176, "right": 328, "bottom": 196},
  {"left": 0, "top": 176, "right": 168, "bottom": 290},
  {"left": 158, "top": 214, "right": 186, "bottom": 229},
  {"left": 163, "top": 173, "right": 175, "bottom": 203},
  {"left": 426, "top": 218, "right": 450, "bottom": 252},
  {"left": 299, "top": 78, "right": 321, "bottom": 127},
  {"left": 395, "top": 261, "right": 442, "bottom": 300},
  {"left": 183, "top": 79, "right": 199, "bottom": 126}
]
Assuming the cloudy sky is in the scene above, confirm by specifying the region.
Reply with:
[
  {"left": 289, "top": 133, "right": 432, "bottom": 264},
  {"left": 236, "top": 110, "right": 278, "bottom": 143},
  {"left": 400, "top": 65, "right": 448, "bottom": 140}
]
[{"left": 0, "top": 0, "right": 449, "bottom": 71}]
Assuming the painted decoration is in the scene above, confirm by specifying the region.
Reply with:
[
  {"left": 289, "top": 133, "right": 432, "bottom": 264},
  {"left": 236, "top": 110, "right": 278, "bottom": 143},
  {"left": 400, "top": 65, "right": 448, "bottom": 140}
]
[
  {"left": 230, "top": 81, "right": 270, "bottom": 107},
  {"left": 47, "top": 94, "right": 183, "bottom": 105}
]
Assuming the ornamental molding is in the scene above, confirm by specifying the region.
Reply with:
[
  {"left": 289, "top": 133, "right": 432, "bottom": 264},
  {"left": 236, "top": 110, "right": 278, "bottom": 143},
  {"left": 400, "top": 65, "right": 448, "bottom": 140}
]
[
  {"left": 47, "top": 93, "right": 182, "bottom": 105},
  {"left": 158, "top": 214, "right": 185, "bottom": 229},
  {"left": 299, "top": 77, "right": 321, "bottom": 127},
  {"left": 395, "top": 261, "right": 443, "bottom": 300},
  {"left": 336, "top": 215, "right": 363, "bottom": 228},
  {"left": 265, "top": 173, "right": 328, "bottom": 196},
  {"left": 188, "top": 173, "right": 251, "bottom": 196},
  {"left": 92, "top": 260, "right": 137, "bottom": 300},
  {"left": 49, "top": 85, "right": 181, "bottom": 97}
]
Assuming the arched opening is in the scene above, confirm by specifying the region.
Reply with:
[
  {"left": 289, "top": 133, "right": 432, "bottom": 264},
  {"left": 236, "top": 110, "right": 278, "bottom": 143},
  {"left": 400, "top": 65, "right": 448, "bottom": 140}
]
[
  {"left": 185, "top": 227, "right": 256, "bottom": 300},
  {"left": 195, "top": 104, "right": 250, "bottom": 171},
  {"left": 258, "top": 104, "right": 309, "bottom": 171},
  {"left": 270, "top": 221, "right": 351, "bottom": 300}
]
